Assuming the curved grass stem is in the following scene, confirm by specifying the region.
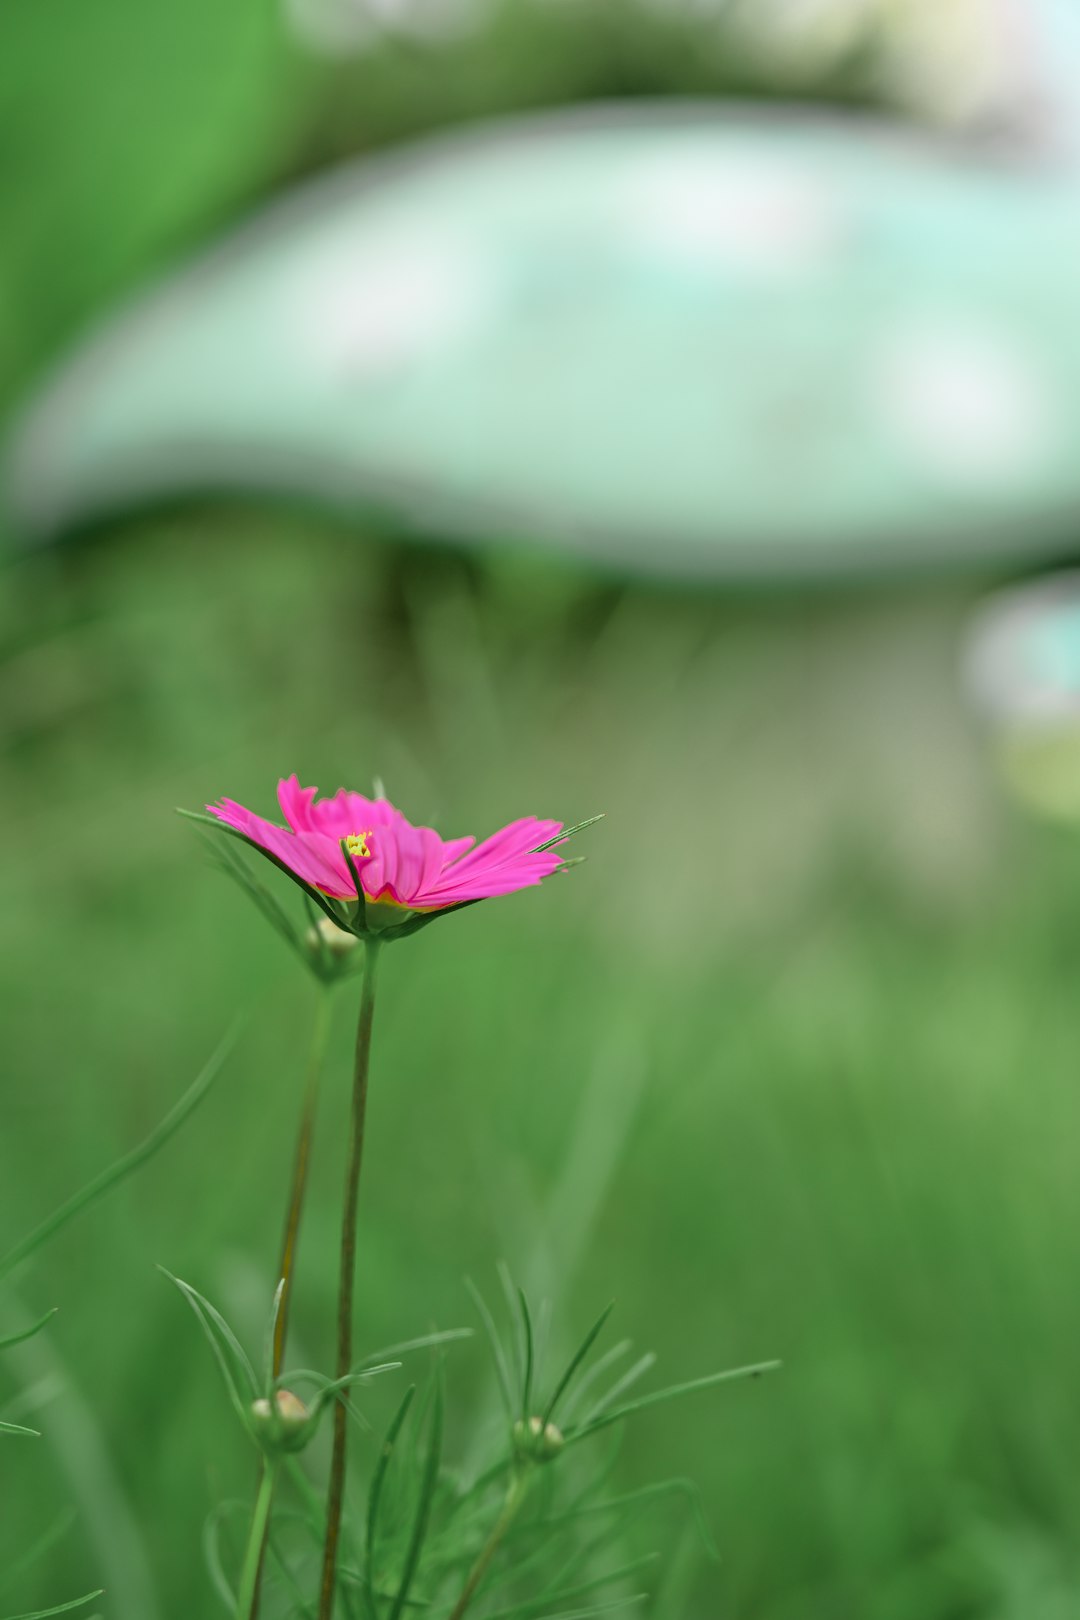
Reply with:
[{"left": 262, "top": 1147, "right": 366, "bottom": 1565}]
[
  {"left": 447, "top": 1466, "right": 533, "bottom": 1620},
  {"left": 236, "top": 1461, "right": 279, "bottom": 1620},
  {"left": 319, "top": 940, "right": 382, "bottom": 1620}
]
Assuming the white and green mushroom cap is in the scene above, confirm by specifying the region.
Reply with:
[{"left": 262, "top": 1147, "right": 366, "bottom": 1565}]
[{"left": 8, "top": 0, "right": 1080, "bottom": 580}]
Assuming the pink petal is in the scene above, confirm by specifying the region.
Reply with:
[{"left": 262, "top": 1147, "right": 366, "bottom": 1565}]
[
  {"left": 277, "top": 775, "right": 320, "bottom": 832},
  {"left": 209, "top": 799, "right": 351, "bottom": 896},
  {"left": 433, "top": 818, "right": 563, "bottom": 883}
]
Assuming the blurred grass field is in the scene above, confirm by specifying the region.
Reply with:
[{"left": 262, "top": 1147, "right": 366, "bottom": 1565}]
[{"left": 4, "top": 515, "right": 1080, "bottom": 1617}]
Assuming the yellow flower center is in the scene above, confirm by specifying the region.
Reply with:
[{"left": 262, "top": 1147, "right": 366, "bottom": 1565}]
[{"left": 344, "top": 830, "right": 373, "bottom": 860}]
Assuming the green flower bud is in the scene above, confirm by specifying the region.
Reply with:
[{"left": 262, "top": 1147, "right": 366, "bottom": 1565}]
[
  {"left": 251, "top": 1388, "right": 311, "bottom": 1455},
  {"left": 306, "top": 917, "right": 360, "bottom": 959},
  {"left": 512, "top": 1414, "right": 564, "bottom": 1463}
]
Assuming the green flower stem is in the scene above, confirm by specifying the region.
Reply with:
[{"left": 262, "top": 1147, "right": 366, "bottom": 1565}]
[
  {"left": 236, "top": 1460, "right": 279, "bottom": 1620},
  {"left": 447, "top": 1465, "right": 533, "bottom": 1620},
  {"left": 274, "top": 986, "right": 333, "bottom": 1376},
  {"left": 249, "top": 986, "right": 334, "bottom": 1620},
  {"left": 319, "top": 939, "right": 382, "bottom": 1620}
]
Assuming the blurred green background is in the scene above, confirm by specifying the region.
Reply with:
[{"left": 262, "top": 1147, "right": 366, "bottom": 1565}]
[{"left": 5, "top": 3, "right": 1080, "bottom": 1618}]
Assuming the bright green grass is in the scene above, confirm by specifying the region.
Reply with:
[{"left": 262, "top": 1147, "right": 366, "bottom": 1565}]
[{"left": 4, "top": 513, "right": 1080, "bottom": 1617}]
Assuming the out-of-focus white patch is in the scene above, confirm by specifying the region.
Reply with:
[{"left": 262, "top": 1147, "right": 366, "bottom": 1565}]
[
  {"left": 618, "top": 152, "right": 844, "bottom": 275},
  {"left": 284, "top": 0, "right": 378, "bottom": 52},
  {"left": 634, "top": 0, "right": 736, "bottom": 17},
  {"left": 290, "top": 234, "right": 494, "bottom": 379},
  {"left": 966, "top": 577, "right": 1080, "bottom": 725},
  {"left": 729, "top": 0, "right": 1038, "bottom": 128},
  {"left": 736, "top": 0, "right": 872, "bottom": 65},
  {"left": 882, "top": 0, "right": 1037, "bottom": 128},
  {"left": 964, "top": 575, "right": 1080, "bottom": 824},
  {"left": 285, "top": 0, "right": 481, "bottom": 55},
  {"left": 366, "top": 0, "right": 483, "bottom": 36},
  {"left": 873, "top": 320, "right": 1054, "bottom": 486}
]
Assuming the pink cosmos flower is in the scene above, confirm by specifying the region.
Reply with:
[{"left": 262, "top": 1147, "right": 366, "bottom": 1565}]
[{"left": 207, "top": 775, "right": 568, "bottom": 917}]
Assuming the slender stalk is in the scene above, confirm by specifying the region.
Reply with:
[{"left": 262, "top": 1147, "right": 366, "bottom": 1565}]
[
  {"left": 447, "top": 1467, "right": 532, "bottom": 1620},
  {"left": 249, "top": 986, "right": 333, "bottom": 1620},
  {"left": 236, "top": 1462, "right": 278, "bottom": 1620},
  {"left": 319, "top": 940, "right": 382, "bottom": 1620},
  {"left": 274, "top": 987, "right": 333, "bottom": 1376}
]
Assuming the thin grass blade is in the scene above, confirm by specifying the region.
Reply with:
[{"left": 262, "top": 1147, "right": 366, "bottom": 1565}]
[
  {"left": 201, "top": 834, "right": 306, "bottom": 962},
  {"left": 495, "top": 1262, "right": 525, "bottom": 1395},
  {"left": 387, "top": 1366, "right": 444, "bottom": 1620},
  {"left": 512, "top": 1477, "right": 719, "bottom": 1561},
  {"left": 284, "top": 1455, "right": 328, "bottom": 1542},
  {"left": 532, "top": 1594, "right": 647, "bottom": 1620},
  {"left": 0, "top": 1308, "right": 58, "bottom": 1351},
  {"left": 178, "top": 809, "right": 350, "bottom": 932},
  {"left": 262, "top": 1279, "right": 286, "bottom": 1396},
  {"left": 305, "top": 1363, "right": 402, "bottom": 1417},
  {"left": 264, "top": 1524, "right": 320, "bottom": 1615},
  {"left": 0, "top": 1026, "right": 237, "bottom": 1280},
  {"left": 0, "top": 1418, "right": 41, "bottom": 1437},
  {"left": 282, "top": 1361, "right": 400, "bottom": 1392},
  {"left": 365, "top": 1385, "right": 417, "bottom": 1611},
  {"left": 565, "top": 1360, "right": 781, "bottom": 1445},
  {"left": 201, "top": 1499, "right": 243, "bottom": 1611},
  {"left": 465, "top": 1278, "right": 515, "bottom": 1420},
  {"left": 159, "top": 1268, "right": 258, "bottom": 1428},
  {"left": 557, "top": 1341, "right": 631, "bottom": 1427},
  {"left": 361, "top": 1329, "right": 473, "bottom": 1364},
  {"left": 518, "top": 1289, "right": 535, "bottom": 1421},
  {"left": 484, "top": 1555, "right": 659, "bottom": 1620},
  {"left": 578, "top": 1355, "right": 657, "bottom": 1429},
  {"left": 2, "top": 1594, "right": 106, "bottom": 1620},
  {"left": 6, "top": 1509, "right": 76, "bottom": 1587},
  {"left": 542, "top": 1302, "right": 615, "bottom": 1426}
]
